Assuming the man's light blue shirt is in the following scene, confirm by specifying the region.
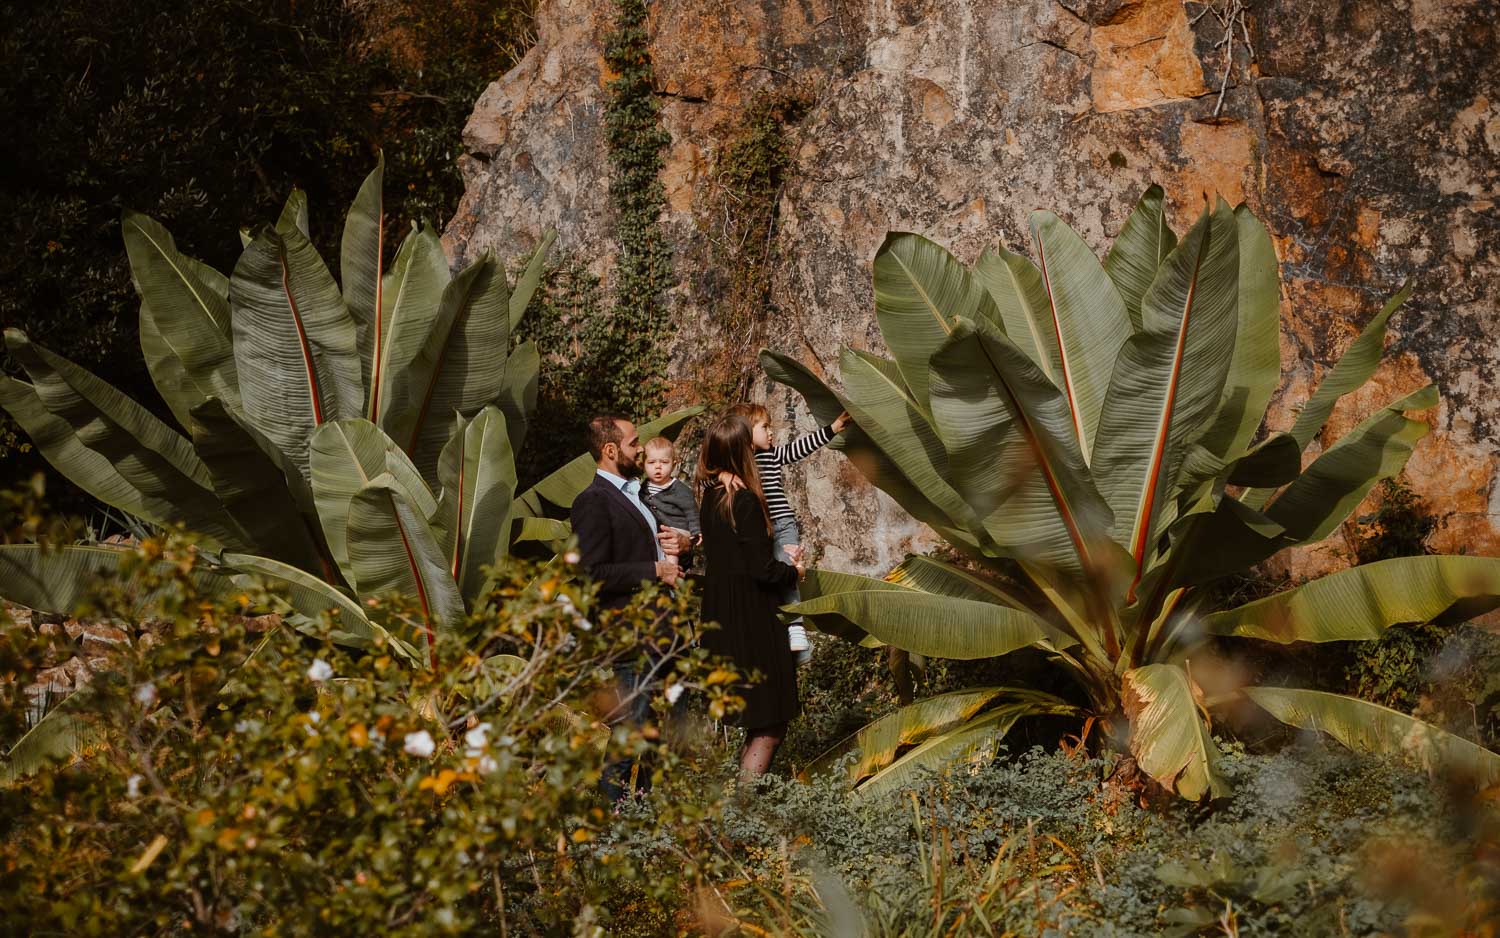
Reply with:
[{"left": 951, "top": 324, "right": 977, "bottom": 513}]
[{"left": 596, "top": 468, "right": 664, "bottom": 561}]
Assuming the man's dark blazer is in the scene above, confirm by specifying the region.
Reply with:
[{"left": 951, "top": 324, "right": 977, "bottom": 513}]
[{"left": 571, "top": 473, "right": 662, "bottom": 610}]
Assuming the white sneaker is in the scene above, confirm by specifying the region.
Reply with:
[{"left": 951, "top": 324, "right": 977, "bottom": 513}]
[{"left": 787, "top": 623, "right": 809, "bottom": 652}]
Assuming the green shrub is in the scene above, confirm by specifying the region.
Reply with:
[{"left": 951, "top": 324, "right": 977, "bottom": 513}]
[
  {"left": 0, "top": 534, "right": 740, "bottom": 935},
  {"left": 714, "top": 744, "right": 1499, "bottom": 936}
]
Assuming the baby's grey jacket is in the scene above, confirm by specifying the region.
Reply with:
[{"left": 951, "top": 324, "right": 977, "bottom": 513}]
[{"left": 644, "top": 479, "right": 701, "bottom": 537}]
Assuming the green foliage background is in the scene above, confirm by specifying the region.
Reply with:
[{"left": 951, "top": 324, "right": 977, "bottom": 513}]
[{"left": 0, "top": 0, "right": 535, "bottom": 503}]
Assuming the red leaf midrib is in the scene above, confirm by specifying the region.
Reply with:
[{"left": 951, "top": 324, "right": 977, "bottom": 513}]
[{"left": 278, "top": 240, "right": 325, "bottom": 425}]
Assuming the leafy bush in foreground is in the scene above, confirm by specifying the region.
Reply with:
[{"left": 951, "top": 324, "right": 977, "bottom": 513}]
[{"left": 0, "top": 535, "right": 738, "bottom": 935}]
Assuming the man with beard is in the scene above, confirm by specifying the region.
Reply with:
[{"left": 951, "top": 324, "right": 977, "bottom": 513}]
[{"left": 571, "top": 413, "right": 692, "bottom": 801}]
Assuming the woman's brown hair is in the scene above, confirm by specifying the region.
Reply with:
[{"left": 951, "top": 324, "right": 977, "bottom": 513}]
[{"left": 695, "top": 414, "right": 771, "bottom": 531}]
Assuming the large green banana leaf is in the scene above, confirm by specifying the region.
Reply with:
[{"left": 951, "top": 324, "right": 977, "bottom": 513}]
[
  {"left": 371, "top": 224, "right": 450, "bottom": 430},
  {"left": 1122, "top": 662, "right": 1228, "bottom": 801},
  {"left": 340, "top": 152, "right": 385, "bottom": 394},
  {"left": 1191, "top": 206, "right": 1282, "bottom": 460},
  {"left": 805, "top": 687, "right": 1013, "bottom": 783},
  {"left": 1028, "top": 211, "right": 1133, "bottom": 462},
  {"left": 138, "top": 308, "right": 201, "bottom": 433},
  {"left": 218, "top": 552, "right": 412, "bottom": 658},
  {"left": 1242, "top": 284, "right": 1412, "bottom": 509},
  {"left": 122, "top": 211, "right": 240, "bottom": 426},
  {"left": 1, "top": 336, "right": 248, "bottom": 551},
  {"left": 1201, "top": 555, "right": 1500, "bottom": 644},
  {"left": 515, "top": 406, "right": 704, "bottom": 513},
  {"left": 929, "top": 317, "right": 1112, "bottom": 575},
  {"left": 0, "top": 379, "right": 230, "bottom": 548},
  {"left": 507, "top": 231, "right": 557, "bottom": 330},
  {"left": 1155, "top": 495, "right": 1296, "bottom": 595},
  {"left": 230, "top": 227, "right": 363, "bottom": 469},
  {"left": 1262, "top": 385, "right": 1435, "bottom": 543},
  {"left": 1246, "top": 686, "right": 1500, "bottom": 789},
  {"left": 972, "top": 245, "right": 1059, "bottom": 381},
  {"left": 384, "top": 253, "right": 510, "bottom": 483},
  {"left": 7, "top": 330, "right": 212, "bottom": 488},
  {"left": 276, "top": 188, "right": 310, "bottom": 238},
  {"left": 855, "top": 697, "right": 1075, "bottom": 799},
  {"left": 1102, "top": 184, "right": 1176, "bottom": 331},
  {"left": 793, "top": 568, "right": 913, "bottom": 645},
  {"left": 346, "top": 474, "right": 466, "bottom": 668},
  {"left": 871, "top": 232, "right": 999, "bottom": 413},
  {"left": 433, "top": 407, "right": 517, "bottom": 600},
  {"left": 495, "top": 340, "right": 540, "bottom": 457},
  {"left": 2, "top": 690, "right": 104, "bottom": 786},
  {"left": 0, "top": 544, "right": 232, "bottom": 617},
  {"left": 785, "top": 588, "right": 1065, "bottom": 660},
  {"left": 758, "top": 350, "right": 985, "bottom": 554},
  {"left": 883, "top": 554, "right": 1028, "bottom": 609},
  {"left": 838, "top": 348, "right": 984, "bottom": 538},
  {"left": 310, "top": 418, "right": 437, "bottom": 586},
  {"left": 189, "top": 398, "right": 331, "bottom": 578},
  {"left": 1091, "top": 202, "right": 1239, "bottom": 577}
]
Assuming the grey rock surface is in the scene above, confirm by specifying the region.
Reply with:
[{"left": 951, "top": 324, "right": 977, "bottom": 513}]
[{"left": 446, "top": 0, "right": 1499, "bottom": 578}]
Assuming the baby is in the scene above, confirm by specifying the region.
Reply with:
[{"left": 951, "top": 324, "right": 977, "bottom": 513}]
[
  {"left": 641, "top": 436, "right": 702, "bottom": 568},
  {"left": 727, "top": 403, "right": 850, "bottom": 665}
]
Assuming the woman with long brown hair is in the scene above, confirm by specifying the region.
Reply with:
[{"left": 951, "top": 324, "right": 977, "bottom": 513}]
[{"left": 696, "top": 413, "right": 805, "bottom": 780}]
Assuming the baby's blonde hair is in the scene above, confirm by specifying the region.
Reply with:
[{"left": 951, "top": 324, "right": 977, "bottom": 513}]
[{"left": 643, "top": 436, "right": 676, "bottom": 459}]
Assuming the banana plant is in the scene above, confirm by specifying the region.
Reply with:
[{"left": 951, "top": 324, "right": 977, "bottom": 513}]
[
  {"left": 769, "top": 187, "right": 1500, "bottom": 799},
  {"left": 1, "top": 155, "right": 700, "bottom": 776}
]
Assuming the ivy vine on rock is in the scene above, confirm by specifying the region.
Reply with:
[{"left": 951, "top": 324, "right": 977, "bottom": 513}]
[{"left": 601, "top": 0, "right": 674, "bottom": 415}]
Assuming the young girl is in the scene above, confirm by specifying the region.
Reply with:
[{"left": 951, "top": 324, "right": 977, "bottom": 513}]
[
  {"left": 726, "top": 403, "right": 850, "bottom": 664},
  {"left": 696, "top": 414, "right": 805, "bottom": 780}
]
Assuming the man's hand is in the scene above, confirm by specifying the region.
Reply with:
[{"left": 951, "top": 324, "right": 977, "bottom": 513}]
[
  {"left": 655, "top": 559, "right": 681, "bottom": 587},
  {"left": 658, "top": 526, "right": 692, "bottom": 556},
  {"left": 831, "top": 410, "right": 852, "bottom": 433}
]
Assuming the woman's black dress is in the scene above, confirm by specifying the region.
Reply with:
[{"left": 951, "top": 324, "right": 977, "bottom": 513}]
[{"left": 698, "top": 485, "right": 801, "bottom": 730}]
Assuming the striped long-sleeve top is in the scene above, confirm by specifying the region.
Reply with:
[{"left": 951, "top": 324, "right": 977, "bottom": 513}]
[{"left": 754, "top": 424, "right": 836, "bottom": 522}]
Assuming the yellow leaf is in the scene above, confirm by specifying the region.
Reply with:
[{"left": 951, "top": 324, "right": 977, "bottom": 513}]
[
  {"left": 571, "top": 828, "right": 592, "bottom": 843},
  {"left": 129, "top": 834, "right": 169, "bottom": 874},
  {"left": 705, "top": 669, "right": 737, "bottom": 687}
]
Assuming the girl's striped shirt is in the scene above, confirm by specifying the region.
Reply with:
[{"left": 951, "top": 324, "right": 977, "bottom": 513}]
[{"left": 754, "top": 425, "right": 836, "bottom": 522}]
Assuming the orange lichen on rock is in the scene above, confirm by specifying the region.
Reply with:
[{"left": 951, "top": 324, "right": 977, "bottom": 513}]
[
  {"left": 1090, "top": 0, "right": 1209, "bottom": 113},
  {"left": 1169, "top": 119, "right": 1256, "bottom": 214}
]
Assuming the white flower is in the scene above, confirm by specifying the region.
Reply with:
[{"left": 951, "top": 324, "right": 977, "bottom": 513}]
[
  {"left": 307, "top": 658, "right": 333, "bottom": 682},
  {"left": 576, "top": 616, "right": 593, "bottom": 632},
  {"left": 126, "top": 774, "right": 143, "bottom": 798},
  {"left": 477, "top": 755, "right": 498, "bottom": 775},
  {"left": 307, "top": 710, "right": 321, "bottom": 724},
  {"left": 234, "top": 719, "right": 261, "bottom": 735},
  {"left": 563, "top": 550, "right": 581, "bottom": 565},
  {"left": 403, "top": 730, "right": 436, "bottom": 757},
  {"left": 134, "top": 683, "right": 157, "bottom": 707},
  {"left": 665, "top": 683, "right": 685, "bottom": 705},
  {"left": 464, "top": 723, "right": 491, "bottom": 750}
]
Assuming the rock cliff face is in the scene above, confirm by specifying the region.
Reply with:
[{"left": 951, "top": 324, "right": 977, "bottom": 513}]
[{"left": 446, "top": 0, "right": 1499, "bottom": 578}]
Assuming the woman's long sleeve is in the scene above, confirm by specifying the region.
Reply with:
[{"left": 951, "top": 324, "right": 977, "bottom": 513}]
[{"left": 733, "top": 491, "right": 799, "bottom": 587}]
